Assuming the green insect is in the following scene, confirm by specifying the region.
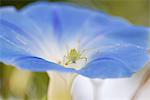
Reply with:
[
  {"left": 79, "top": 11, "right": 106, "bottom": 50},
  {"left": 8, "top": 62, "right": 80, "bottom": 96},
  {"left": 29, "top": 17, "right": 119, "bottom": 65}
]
[{"left": 64, "top": 48, "right": 87, "bottom": 65}]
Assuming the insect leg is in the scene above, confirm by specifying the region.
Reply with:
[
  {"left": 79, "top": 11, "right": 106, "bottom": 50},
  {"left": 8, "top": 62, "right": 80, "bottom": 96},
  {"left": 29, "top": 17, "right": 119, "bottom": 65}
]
[
  {"left": 79, "top": 57, "right": 88, "bottom": 62},
  {"left": 65, "top": 59, "right": 71, "bottom": 65}
]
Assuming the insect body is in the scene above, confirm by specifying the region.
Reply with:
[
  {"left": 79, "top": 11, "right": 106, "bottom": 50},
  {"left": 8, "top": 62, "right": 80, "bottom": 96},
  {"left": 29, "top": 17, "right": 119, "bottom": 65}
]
[{"left": 65, "top": 48, "right": 87, "bottom": 65}]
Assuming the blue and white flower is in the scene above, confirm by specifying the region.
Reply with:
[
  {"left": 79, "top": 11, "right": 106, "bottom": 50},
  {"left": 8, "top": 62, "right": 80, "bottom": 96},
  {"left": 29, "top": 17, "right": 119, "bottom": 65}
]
[{"left": 0, "top": 2, "right": 149, "bottom": 78}]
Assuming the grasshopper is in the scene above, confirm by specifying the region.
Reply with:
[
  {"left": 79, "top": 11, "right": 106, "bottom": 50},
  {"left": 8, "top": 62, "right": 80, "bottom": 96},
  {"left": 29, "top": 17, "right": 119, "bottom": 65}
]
[{"left": 64, "top": 48, "right": 87, "bottom": 65}]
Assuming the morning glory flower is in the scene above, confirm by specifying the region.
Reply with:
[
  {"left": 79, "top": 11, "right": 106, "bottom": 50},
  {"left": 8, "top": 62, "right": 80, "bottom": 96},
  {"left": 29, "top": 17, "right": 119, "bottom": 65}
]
[{"left": 0, "top": 2, "right": 149, "bottom": 79}]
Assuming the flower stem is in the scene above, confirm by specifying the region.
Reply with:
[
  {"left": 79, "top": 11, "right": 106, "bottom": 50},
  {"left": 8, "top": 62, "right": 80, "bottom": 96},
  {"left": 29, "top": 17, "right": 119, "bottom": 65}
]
[{"left": 47, "top": 71, "right": 76, "bottom": 100}]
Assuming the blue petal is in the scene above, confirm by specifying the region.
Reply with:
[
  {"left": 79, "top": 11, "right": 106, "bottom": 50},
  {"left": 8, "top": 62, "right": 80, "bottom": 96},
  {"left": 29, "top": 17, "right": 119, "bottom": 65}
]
[
  {"left": 0, "top": 7, "right": 75, "bottom": 73},
  {"left": 83, "top": 27, "right": 149, "bottom": 51},
  {"left": 78, "top": 44, "right": 149, "bottom": 78},
  {"left": 21, "top": 2, "right": 61, "bottom": 41},
  {"left": 0, "top": 37, "right": 31, "bottom": 64},
  {"left": 103, "top": 27, "right": 149, "bottom": 48},
  {"left": 0, "top": 37, "right": 75, "bottom": 72},
  {"left": 0, "top": 11, "right": 49, "bottom": 55},
  {"left": 79, "top": 14, "right": 149, "bottom": 49},
  {"left": 0, "top": 22, "right": 35, "bottom": 53},
  {"left": 0, "top": 11, "right": 42, "bottom": 42},
  {"left": 0, "top": 6, "right": 16, "bottom": 13},
  {"left": 21, "top": 2, "right": 130, "bottom": 44},
  {"left": 13, "top": 56, "right": 75, "bottom": 72},
  {"left": 0, "top": 35, "right": 75, "bottom": 72}
]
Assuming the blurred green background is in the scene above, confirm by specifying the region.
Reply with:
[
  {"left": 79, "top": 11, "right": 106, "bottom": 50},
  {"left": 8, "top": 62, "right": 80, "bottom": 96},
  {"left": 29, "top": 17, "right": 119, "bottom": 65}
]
[{"left": 0, "top": 0, "right": 149, "bottom": 100}]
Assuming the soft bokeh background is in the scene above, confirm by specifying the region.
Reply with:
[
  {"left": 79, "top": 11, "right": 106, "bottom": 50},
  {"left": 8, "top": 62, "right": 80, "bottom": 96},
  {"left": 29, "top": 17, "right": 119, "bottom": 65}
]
[{"left": 0, "top": 0, "right": 149, "bottom": 99}]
